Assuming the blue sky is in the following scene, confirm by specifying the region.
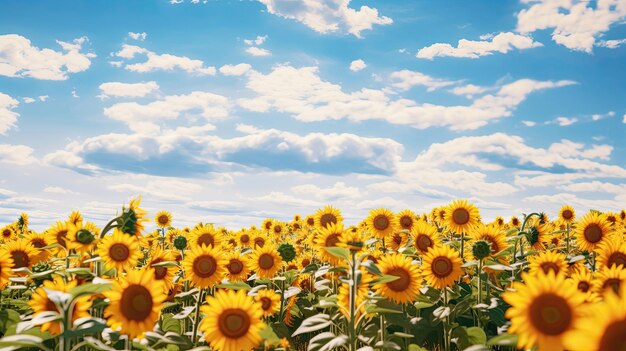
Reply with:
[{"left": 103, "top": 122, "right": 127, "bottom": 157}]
[{"left": 1, "top": 0, "right": 625, "bottom": 229}]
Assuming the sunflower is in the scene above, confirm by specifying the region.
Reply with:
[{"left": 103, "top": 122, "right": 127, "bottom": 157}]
[
  {"left": 492, "top": 216, "right": 505, "bottom": 228},
  {"left": 121, "top": 196, "right": 148, "bottom": 236},
  {"left": 68, "top": 221, "right": 100, "bottom": 254},
  {"left": 574, "top": 212, "right": 613, "bottom": 252},
  {"left": 338, "top": 268, "right": 373, "bottom": 319},
  {"left": 528, "top": 251, "right": 568, "bottom": 276},
  {"left": 422, "top": 245, "right": 463, "bottom": 290},
  {"left": 340, "top": 226, "right": 364, "bottom": 253},
  {"left": 224, "top": 253, "right": 250, "bottom": 282},
  {"left": 29, "top": 277, "right": 91, "bottom": 334},
  {"left": 237, "top": 230, "right": 252, "bottom": 248},
  {"left": 315, "top": 222, "right": 345, "bottom": 265},
  {"left": 182, "top": 244, "right": 227, "bottom": 288},
  {"left": 104, "top": 269, "right": 165, "bottom": 338},
  {"left": 593, "top": 266, "right": 626, "bottom": 295},
  {"left": 25, "top": 231, "right": 52, "bottom": 262},
  {"left": 596, "top": 237, "right": 626, "bottom": 270},
  {"left": 199, "top": 289, "right": 264, "bottom": 351},
  {"left": 17, "top": 212, "right": 29, "bottom": 233},
  {"left": 1, "top": 225, "right": 16, "bottom": 242},
  {"left": 46, "top": 220, "right": 71, "bottom": 252},
  {"left": 411, "top": 221, "right": 441, "bottom": 254},
  {"left": 564, "top": 283, "right": 626, "bottom": 350},
  {"left": 366, "top": 208, "right": 398, "bottom": 239},
  {"left": 525, "top": 217, "right": 553, "bottom": 251},
  {"left": 249, "top": 245, "right": 282, "bottom": 279},
  {"left": 509, "top": 216, "right": 521, "bottom": 228},
  {"left": 68, "top": 211, "right": 83, "bottom": 226},
  {"left": 445, "top": 200, "right": 479, "bottom": 234},
  {"left": 154, "top": 210, "right": 172, "bottom": 228},
  {"left": 188, "top": 224, "right": 222, "bottom": 249},
  {"left": 558, "top": 205, "right": 576, "bottom": 224},
  {"left": 315, "top": 205, "right": 343, "bottom": 229},
  {"left": 97, "top": 229, "right": 142, "bottom": 273},
  {"left": 0, "top": 249, "right": 12, "bottom": 287},
  {"left": 148, "top": 247, "right": 176, "bottom": 290},
  {"left": 385, "top": 231, "right": 408, "bottom": 251},
  {"left": 297, "top": 254, "right": 313, "bottom": 271},
  {"left": 468, "top": 223, "right": 507, "bottom": 257},
  {"left": 503, "top": 271, "right": 585, "bottom": 351},
  {"left": 5, "top": 238, "right": 38, "bottom": 270},
  {"left": 304, "top": 215, "right": 316, "bottom": 228},
  {"left": 252, "top": 232, "right": 268, "bottom": 249},
  {"left": 396, "top": 209, "right": 416, "bottom": 231},
  {"left": 374, "top": 253, "right": 421, "bottom": 304},
  {"left": 568, "top": 268, "right": 599, "bottom": 303},
  {"left": 255, "top": 288, "right": 281, "bottom": 318}
]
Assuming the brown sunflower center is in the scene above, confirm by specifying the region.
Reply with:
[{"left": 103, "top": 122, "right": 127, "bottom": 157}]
[
  {"left": 45, "top": 298, "right": 59, "bottom": 312},
  {"left": 260, "top": 297, "right": 272, "bottom": 310},
  {"left": 10, "top": 250, "right": 30, "bottom": 268},
  {"left": 320, "top": 213, "right": 337, "bottom": 228},
  {"left": 392, "top": 233, "right": 403, "bottom": 245},
  {"left": 273, "top": 226, "right": 282, "bottom": 234},
  {"left": 584, "top": 224, "right": 603, "bottom": 243},
  {"left": 218, "top": 308, "right": 251, "bottom": 339},
  {"left": 325, "top": 234, "right": 341, "bottom": 247},
  {"left": 56, "top": 230, "right": 68, "bottom": 248},
  {"left": 399, "top": 216, "right": 413, "bottom": 229},
  {"left": 540, "top": 262, "right": 561, "bottom": 275},
  {"left": 432, "top": 256, "right": 453, "bottom": 278},
  {"left": 109, "top": 243, "right": 130, "bottom": 262},
  {"left": 151, "top": 259, "right": 167, "bottom": 280},
  {"left": 254, "top": 237, "right": 265, "bottom": 248},
  {"left": 2, "top": 229, "right": 11, "bottom": 238},
  {"left": 197, "top": 233, "right": 215, "bottom": 247},
  {"left": 528, "top": 293, "right": 572, "bottom": 336},
  {"left": 228, "top": 259, "right": 244, "bottom": 275},
  {"left": 512, "top": 218, "right": 520, "bottom": 226},
  {"left": 603, "top": 278, "right": 622, "bottom": 294},
  {"left": 258, "top": 253, "right": 275, "bottom": 270},
  {"left": 120, "top": 284, "right": 153, "bottom": 321},
  {"left": 301, "top": 258, "right": 311, "bottom": 268},
  {"left": 416, "top": 234, "right": 433, "bottom": 252},
  {"left": 31, "top": 238, "right": 46, "bottom": 248},
  {"left": 373, "top": 215, "right": 390, "bottom": 231},
  {"left": 577, "top": 281, "right": 590, "bottom": 293},
  {"left": 562, "top": 210, "right": 573, "bottom": 220},
  {"left": 387, "top": 267, "right": 411, "bottom": 292},
  {"left": 598, "top": 319, "right": 626, "bottom": 351},
  {"left": 193, "top": 255, "right": 217, "bottom": 278},
  {"left": 157, "top": 215, "right": 169, "bottom": 225},
  {"left": 307, "top": 218, "right": 315, "bottom": 226},
  {"left": 452, "top": 208, "right": 470, "bottom": 225},
  {"left": 608, "top": 252, "right": 626, "bottom": 268},
  {"left": 240, "top": 234, "right": 250, "bottom": 243}
]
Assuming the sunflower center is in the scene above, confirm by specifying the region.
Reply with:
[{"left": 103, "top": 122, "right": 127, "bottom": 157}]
[
  {"left": 325, "top": 234, "right": 341, "bottom": 247},
  {"left": 432, "top": 256, "right": 453, "bottom": 278},
  {"left": 228, "top": 259, "right": 244, "bottom": 275},
  {"left": 608, "top": 253, "right": 626, "bottom": 268},
  {"left": 577, "top": 281, "right": 590, "bottom": 293},
  {"left": 416, "top": 234, "right": 433, "bottom": 252},
  {"left": 598, "top": 319, "right": 626, "bottom": 351},
  {"left": 2, "top": 229, "right": 11, "bottom": 238},
  {"left": 218, "top": 308, "right": 251, "bottom": 339},
  {"left": 307, "top": 218, "right": 315, "bottom": 226},
  {"left": 320, "top": 214, "right": 337, "bottom": 228},
  {"left": 273, "top": 226, "right": 282, "bottom": 234},
  {"left": 158, "top": 215, "right": 169, "bottom": 225},
  {"left": 109, "top": 243, "right": 130, "bottom": 262},
  {"left": 452, "top": 208, "right": 470, "bottom": 225},
  {"left": 45, "top": 298, "right": 59, "bottom": 312},
  {"left": 400, "top": 216, "right": 412, "bottom": 229},
  {"left": 240, "top": 234, "right": 249, "bottom": 243},
  {"left": 540, "top": 262, "right": 561, "bottom": 275},
  {"left": 31, "top": 238, "right": 46, "bottom": 248},
  {"left": 392, "top": 233, "right": 402, "bottom": 245},
  {"left": 197, "top": 233, "right": 215, "bottom": 247},
  {"left": 120, "top": 284, "right": 153, "bottom": 321},
  {"left": 258, "top": 253, "right": 275, "bottom": 270},
  {"left": 193, "top": 255, "right": 217, "bottom": 278},
  {"left": 512, "top": 218, "right": 520, "bottom": 226},
  {"left": 562, "top": 210, "right": 573, "bottom": 220},
  {"left": 584, "top": 224, "right": 603, "bottom": 243},
  {"left": 11, "top": 250, "right": 30, "bottom": 268},
  {"left": 373, "top": 215, "right": 390, "bottom": 231},
  {"left": 254, "top": 237, "right": 265, "bottom": 248},
  {"left": 57, "top": 230, "right": 68, "bottom": 248},
  {"left": 260, "top": 297, "right": 272, "bottom": 310},
  {"left": 528, "top": 293, "right": 572, "bottom": 336},
  {"left": 603, "top": 278, "right": 622, "bottom": 294},
  {"left": 151, "top": 259, "right": 167, "bottom": 280},
  {"left": 301, "top": 258, "right": 311, "bottom": 268},
  {"left": 387, "top": 267, "right": 411, "bottom": 292}
]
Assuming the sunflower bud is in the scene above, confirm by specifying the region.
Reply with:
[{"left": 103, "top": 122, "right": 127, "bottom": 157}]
[
  {"left": 472, "top": 240, "right": 491, "bottom": 260},
  {"left": 76, "top": 229, "right": 95, "bottom": 244},
  {"left": 173, "top": 235, "right": 187, "bottom": 250},
  {"left": 277, "top": 243, "right": 296, "bottom": 262},
  {"left": 118, "top": 208, "right": 139, "bottom": 236}
]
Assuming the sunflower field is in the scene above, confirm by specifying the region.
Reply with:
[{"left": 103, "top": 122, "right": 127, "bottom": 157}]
[{"left": 0, "top": 197, "right": 625, "bottom": 351}]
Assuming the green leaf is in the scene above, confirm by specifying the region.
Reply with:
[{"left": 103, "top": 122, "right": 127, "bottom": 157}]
[
  {"left": 259, "top": 325, "right": 280, "bottom": 343},
  {"left": 68, "top": 282, "right": 112, "bottom": 299},
  {"left": 215, "top": 281, "right": 251, "bottom": 290},
  {"left": 324, "top": 247, "right": 351, "bottom": 261},
  {"left": 465, "top": 327, "right": 487, "bottom": 345},
  {"left": 361, "top": 260, "right": 383, "bottom": 276},
  {"left": 292, "top": 314, "right": 332, "bottom": 336},
  {"left": 371, "top": 274, "right": 400, "bottom": 285},
  {"left": 413, "top": 302, "right": 434, "bottom": 310},
  {"left": 408, "top": 345, "right": 428, "bottom": 351},
  {"left": 161, "top": 313, "right": 181, "bottom": 334},
  {"left": 487, "top": 333, "right": 518, "bottom": 346}
]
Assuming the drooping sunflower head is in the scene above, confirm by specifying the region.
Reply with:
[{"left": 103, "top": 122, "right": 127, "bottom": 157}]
[
  {"left": 444, "top": 200, "right": 479, "bottom": 234},
  {"left": 396, "top": 209, "right": 416, "bottom": 231},
  {"left": 224, "top": 252, "right": 250, "bottom": 282},
  {"left": 374, "top": 253, "right": 422, "bottom": 304},
  {"left": 366, "top": 208, "right": 398, "bottom": 239},
  {"left": 17, "top": 213, "right": 29, "bottom": 233},
  {"left": 528, "top": 250, "right": 568, "bottom": 276},
  {"left": 574, "top": 212, "right": 613, "bottom": 252},
  {"left": 249, "top": 245, "right": 282, "bottom": 279},
  {"left": 411, "top": 221, "right": 441, "bottom": 254},
  {"left": 117, "top": 196, "right": 148, "bottom": 237},
  {"left": 422, "top": 245, "right": 463, "bottom": 290},
  {"left": 188, "top": 224, "right": 222, "bottom": 249},
  {"left": 315, "top": 222, "right": 345, "bottom": 265},
  {"left": 255, "top": 288, "right": 281, "bottom": 318},
  {"left": 96, "top": 229, "right": 142, "bottom": 274},
  {"left": 104, "top": 269, "right": 165, "bottom": 339},
  {"left": 503, "top": 271, "right": 585, "bottom": 351},
  {"left": 46, "top": 220, "right": 71, "bottom": 252},
  {"left": 199, "top": 289, "right": 264, "bottom": 351},
  {"left": 314, "top": 205, "right": 343, "bottom": 230},
  {"left": 154, "top": 210, "right": 172, "bottom": 228},
  {"left": 181, "top": 244, "right": 227, "bottom": 288},
  {"left": 558, "top": 205, "right": 576, "bottom": 224},
  {"left": 525, "top": 217, "right": 553, "bottom": 251}
]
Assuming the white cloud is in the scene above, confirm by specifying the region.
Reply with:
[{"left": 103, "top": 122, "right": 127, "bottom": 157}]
[
  {"left": 219, "top": 63, "right": 252, "bottom": 76},
  {"left": 38, "top": 95, "right": 49, "bottom": 102},
  {"left": 0, "top": 92, "right": 19, "bottom": 134},
  {"left": 389, "top": 69, "right": 457, "bottom": 91},
  {"left": 22, "top": 97, "right": 35, "bottom": 103},
  {"left": 245, "top": 47, "right": 271, "bottom": 57},
  {"left": 43, "top": 186, "right": 79, "bottom": 195},
  {"left": 257, "top": 0, "right": 392, "bottom": 38},
  {"left": 517, "top": 0, "right": 626, "bottom": 52},
  {"left": 128, "top": 32, "right": 147, "bottom": 41},
  {"left": 113, "top": 44, "right": 216, "bottom": 75},
  {"left": 0, "top": 34, "right": 95, "bottom": 80},
  {"left": 521, "top": 120, "right": 536, "bottom": 127},
  {"left": 0, "top": 144, "right": 37, "bottom": 165},
  {"left": 238, "top": 65, "right": 575, "bottom": 131},
  {"left": 623, "top": 114, "right": 626, "bottom": 124},
  {"left": 291, "top": 182, "right": 362, "bottom": 201},
  {"left": 103, "top": 91, "right": 230, "bottom": 133},
  {"left": 244, "top": 35, "right": 267, "bottom": 46},
  {"left": 555, "top": 116, "right": 577, "bottom": 126},
  {"left": 109, "top": 179, "right": 203, "bottom": 201},
  {"left": 597, "top": 38, "right": 626, "bottom": 48},
  {"left": 416, "top": 32, "right": 542, "bottom": 59},
  {"left": 448, "top": 84, "right": 490, "bottom": 98},
  {"left": 349, "top": 59, "right": 366, "bottom": 72},
  {"left": 98, "top": 81, "right": 159, "bottom": 99}
]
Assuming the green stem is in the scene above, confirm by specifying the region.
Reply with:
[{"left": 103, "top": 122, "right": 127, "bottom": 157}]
[
  {"left": 100, "top": 216, "right": 121, "bottom": 238},
  {"left": 443, "top": 288, "right": 450, "bottom": 351},
  {"left": 566, "top": 223, "right": 570, "bottom": 255},
  {"left": 459, "top": 233, "right": 465, "bottom": 261},
  {"left": 192, "top": 288, "right": 205, "bottom": 346},
  {"left": 349, "top": 251, "right": 357, "bottom": 351},
  {"left": 279, "top": 278, "right": 286, "bottom": 321}
]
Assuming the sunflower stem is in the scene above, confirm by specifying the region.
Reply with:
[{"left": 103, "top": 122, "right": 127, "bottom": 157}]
[
  {"left": 279, "top": 278, "right": 286, "bottom": 321},
  {"left": 566, "top": 223, "right": 571, "bottom": 255},
  {"left": 443, "top": 288, "right": 450, "bottom": 351},
  {"left": 349, "top": 250, "right": 357, "bottom": 351},
  {"left": 459, "top": 232, "right": 465, "bottom": 261},
  {"left": 192, "top": 288, "right": 205, "bottom": 346},
  {"left": 100, "top": 217, "right": 121, "bottom": 238}
]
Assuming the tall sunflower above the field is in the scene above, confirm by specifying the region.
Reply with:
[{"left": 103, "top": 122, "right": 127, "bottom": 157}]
[
  {"left": 154, "top": 210, "right": 172, "bottom": 228},
  {"left": 445, "top": 200, "right": 480, "bottom": 234},
  {"left": 558, "top": 205, "right": 576, "bottom": 224},
  {"left": 366, "top": 208, "right": 398, "bottom": 239},
  {"left": 314, "top": 205, "right": 343, "bottom": 229},
  {"left": 115, "top": 196, "right": 148, "bottom": 237}
]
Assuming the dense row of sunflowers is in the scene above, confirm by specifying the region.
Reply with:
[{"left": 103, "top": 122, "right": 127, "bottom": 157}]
[{"left": 1, "top": 197, "right": 626, "bottom": 350}]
